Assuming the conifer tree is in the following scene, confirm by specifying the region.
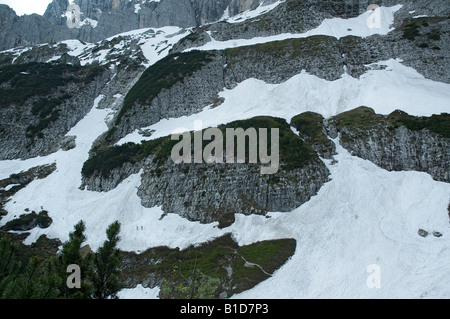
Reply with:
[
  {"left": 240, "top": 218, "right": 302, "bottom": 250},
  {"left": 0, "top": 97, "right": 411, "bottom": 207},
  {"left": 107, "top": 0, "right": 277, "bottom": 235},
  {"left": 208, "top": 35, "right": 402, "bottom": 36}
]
[
  {"left": 90, "top": 221, "right": 123, "bottom": 299},
  {"left": 0, "top": 236, "right": 21, "bottom": 297},
  {"left": 2, "top": 256, "right": 61, "bottom": 299},
  {"left": 56, "top": 220, "right": 93, "bottom": 298}
]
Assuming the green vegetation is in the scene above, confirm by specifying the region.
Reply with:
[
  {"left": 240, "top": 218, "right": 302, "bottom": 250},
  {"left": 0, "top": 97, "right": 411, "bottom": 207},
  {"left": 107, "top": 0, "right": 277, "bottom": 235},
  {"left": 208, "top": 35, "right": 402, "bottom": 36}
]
[
  {"left": 90, "top": 221, "right": 123, "bottom": 299},
  {"left": 1, "top": 210, "right": 52, "bottom": 231},
  {"left": 121, "top": 234, "right": 296, "bottom": 299},
  {"left": 177, "top": 30, "right": 203, "bottom": 47},
  {"left": 82, "top": 136, "right": 177, "bottom": 178},
  {"left": 387, "top": 110, "right": 450, "bottom": 138},
  {"left": 116, "top": 50, "right": 214, "bottom": 125},
  {"left": 328, "top": 106, "right": 384, "bottom": 129},
  {"left": 82, "top": 142, "right": 142, "bottom": 178},
  {"left": 161, "top": 267, "right": 221, "bottom": 299},
  {"left": 26, "top": 110, "right": 61, "bottom": 139},
  {"left": 0, "top": 220, "right": 123, "bottom": 299},
  {"left": 83, "top": 116, "right": 318, "bottom": 178},
  {"left": 0, "top": 62, "right": 105, "bottom": 139},
  {"left": 220, "top": 116, "right": 317, "bottom": 171},
  {"left": 0, "top": 62, "right": 105, "bottom": 107},
  {"left": 291, "top": 112, "right": 334, "bottom": 157},
  {"left": 1, "top": 220, "right": 295, "bottom": 299},
  {"left": 427, "top": 29, "right": 441, "bottom": 41},
  {"left": 329, "top": 107, "right": 450, "bottom": 138},
  {"left": 402, "top": 22, "right": 420, "bottom": 40},
  {"left": 225, "top": 35, "right": 337, "bottom": 63},
  {"left": 31, "top": 94, "right": 71, "bottom": 118}
]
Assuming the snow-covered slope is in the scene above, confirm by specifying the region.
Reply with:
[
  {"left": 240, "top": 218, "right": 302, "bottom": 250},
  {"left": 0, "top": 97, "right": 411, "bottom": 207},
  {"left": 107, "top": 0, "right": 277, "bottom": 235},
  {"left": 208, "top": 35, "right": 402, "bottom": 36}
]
[
  {"left": 0, "top": 1, "right": 449, "bottom": 300},
  {"left": 231, "top": 141, "right": 450, "bottom": 299},
  {"left": 188, "top": 5, "right": 402, "bottom": 51},
  {"left": 118, "top": 58, "right": 450, "bottom": 145}
]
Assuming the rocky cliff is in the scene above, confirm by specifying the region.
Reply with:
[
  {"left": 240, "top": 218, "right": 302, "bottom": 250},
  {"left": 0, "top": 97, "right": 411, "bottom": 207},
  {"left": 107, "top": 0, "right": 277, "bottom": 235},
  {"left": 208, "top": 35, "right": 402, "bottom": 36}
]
[
  {"left": 325, "top": 107, "right": 450, "bottom": 182},
  {"left": 0, "top": 0, "right": 273, "bottom": 51},
  {"left": 81, "top": 116, "right": 331, "bottom": 226}
]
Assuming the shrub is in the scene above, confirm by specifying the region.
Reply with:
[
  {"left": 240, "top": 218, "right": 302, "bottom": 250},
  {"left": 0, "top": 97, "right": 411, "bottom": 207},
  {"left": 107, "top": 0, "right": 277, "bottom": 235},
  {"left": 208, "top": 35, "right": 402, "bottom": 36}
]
[{"left": 402, "top": 22, "right": 420, "bottom": 40}]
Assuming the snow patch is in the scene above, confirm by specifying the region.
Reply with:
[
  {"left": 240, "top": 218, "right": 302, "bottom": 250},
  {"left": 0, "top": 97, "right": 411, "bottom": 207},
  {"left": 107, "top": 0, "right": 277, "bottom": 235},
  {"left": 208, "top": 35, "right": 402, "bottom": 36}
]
[
  {"left": 188, "top": 5, "right": 402, "bottom": 52},
  {"left": 118, "top": 58, "right": 450, "bottom": 145},
  {"left": 227, "top": 140, "right": 450, "bottom": 298},
  {"left": 222, "top": 1, "right": 284, "bottom": 24},
  {"left": 118, "top": 284, "right": 160, "bottom": 299}
]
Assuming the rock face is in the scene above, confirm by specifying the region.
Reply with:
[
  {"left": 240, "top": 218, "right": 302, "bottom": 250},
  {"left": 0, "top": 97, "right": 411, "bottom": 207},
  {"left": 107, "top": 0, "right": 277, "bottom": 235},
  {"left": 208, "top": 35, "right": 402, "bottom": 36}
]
[
  {"left": 81, "top": 161, "right": 143, "bottom": 192},
  {"left": 138, "top": 158, "right": 329, "bottom": 227},
  {"left": 111, "top": 25, "right": 449, "bottom": 143},
  {"left": 0, "top": 0, "right": 252, "bottom": 50},
  {"left": 325, "top": 107, "right": 450, "bottom": 183},
  {"left": 81, "top": 116, "right": 331, "bottom": 226},
  {"left": 0, "top": 63, "right": 111, "bottom": 160}
]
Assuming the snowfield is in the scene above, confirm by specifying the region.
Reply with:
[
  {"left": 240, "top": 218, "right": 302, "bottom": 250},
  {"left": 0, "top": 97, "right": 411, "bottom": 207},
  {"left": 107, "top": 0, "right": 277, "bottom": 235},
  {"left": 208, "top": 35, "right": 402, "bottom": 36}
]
[
  {"left": 118, "top": 58, "right": 450, "bottom": 145},
  {"left": 230, "top": 141, "right": 450, "bottom": 299},
  {"left": 0, "top": 3, "right": 449, "bottom": 299},
  {"left": 187, "top": 5, "right": 403, "bottom": 52}
]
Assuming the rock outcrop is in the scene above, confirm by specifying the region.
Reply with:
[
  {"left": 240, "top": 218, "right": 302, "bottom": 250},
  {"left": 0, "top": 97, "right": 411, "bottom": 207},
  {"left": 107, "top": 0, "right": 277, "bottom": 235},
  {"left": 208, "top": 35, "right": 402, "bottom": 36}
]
[
  {"left": 81, "top": 116, "right": 331, "bottom": 226},
  {"left": 325, "top": 107, "right": 450, "bottom": 182},
  {"left": 138, "top": 158, "right": 329, "bottom": 227}
]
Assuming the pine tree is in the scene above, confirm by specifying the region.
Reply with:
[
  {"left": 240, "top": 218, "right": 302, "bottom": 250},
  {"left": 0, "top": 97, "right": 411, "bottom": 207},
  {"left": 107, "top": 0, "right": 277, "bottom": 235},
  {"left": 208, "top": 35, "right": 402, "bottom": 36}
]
[
  {"left": 0, "top": 236, "right": 21, "bottom": 297},
  {"left": 2, "top": 256, "right": 61, "bottom": 299},
  {"left": 90, "top": 221, "right": 123, "bottom": 299},
  {"left": 56, "top": 220, "right": 93, "bottom": 298}
]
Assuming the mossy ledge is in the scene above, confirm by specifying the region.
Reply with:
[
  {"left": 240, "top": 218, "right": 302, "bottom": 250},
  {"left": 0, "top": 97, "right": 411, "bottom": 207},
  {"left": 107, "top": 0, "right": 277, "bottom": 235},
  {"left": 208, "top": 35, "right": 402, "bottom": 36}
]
[
  {"left": 290, "top": 112, "right": 336, "bottom": 159},
  {"left": 83, "top": 116, "right": 319, "bottom": 181},
  {"left": 328, "top": 106, "right": 450, "bottom": 138},
  {"left": 119, "top": 234, "right": 296, "bottom": 299}
]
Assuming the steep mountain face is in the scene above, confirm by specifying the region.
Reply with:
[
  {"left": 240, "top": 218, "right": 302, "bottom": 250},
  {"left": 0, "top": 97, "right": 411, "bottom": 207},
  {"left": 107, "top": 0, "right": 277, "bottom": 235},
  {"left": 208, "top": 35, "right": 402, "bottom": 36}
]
[
  {"left": 0, "top": 0, "right": 449, "bottom": 299},
  {"left": 0, "top": 0, "right": 272, "bottom": 50}
]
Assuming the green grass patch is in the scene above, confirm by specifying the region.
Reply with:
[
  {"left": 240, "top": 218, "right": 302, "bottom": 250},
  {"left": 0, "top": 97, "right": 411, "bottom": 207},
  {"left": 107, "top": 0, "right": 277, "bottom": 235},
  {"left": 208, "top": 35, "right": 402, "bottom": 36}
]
[
  {"left": 225, "top": 35, "right": 337, "bottom": 62},
  {"left": 329, "top": 106, "right": 384, "bottom": 129},
  {"left": 387, "top": 110, "right": 450, "bottom": 138},
  {"left": 119, "top": 234, "right": 296, "bottom": 298},
  {"left": 330, "top": 107, "right": 450, "bottom": 138},
  {"left": 290, "top": 112, "right": 334, "bottom": 156},
  {"left": 82, "top": 136, "right": 178, "bottom": 178},
  {"left": 402, "top": 22, "right": 420, "bottom": 40},
  {"left": 83, "top": 116, "right": 318, "bottom": 179},
  {"left": 220, "top": 116, "right": 317, "bottom": 170},
  {"left": 82, "top": 142, "right": 143, "bottom": 178},
  {"left": 233, "top": 238, "right": 296, "bottom": 281},
  {"left": 0, "top": 62, "right": 105, "bottom": 107}
]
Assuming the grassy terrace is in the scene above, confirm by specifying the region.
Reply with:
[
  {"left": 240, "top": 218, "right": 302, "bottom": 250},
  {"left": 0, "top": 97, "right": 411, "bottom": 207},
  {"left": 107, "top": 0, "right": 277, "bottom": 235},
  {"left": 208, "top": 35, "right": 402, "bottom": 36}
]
[
  {"left": 329, "top": 106, "right": 450, "bottom": 138},
  {"left": 225, "top": 35, "right": 338, "bottom": 62},
  {"left": 120, "top": 234, "right": 296, "bottom": 298},
  {"left": 83, "top": 116, "right": 318, "bottom": 178},
  {"left": 0, "top": 62, "right": 105, "bottom": 107}
]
